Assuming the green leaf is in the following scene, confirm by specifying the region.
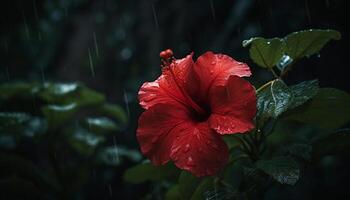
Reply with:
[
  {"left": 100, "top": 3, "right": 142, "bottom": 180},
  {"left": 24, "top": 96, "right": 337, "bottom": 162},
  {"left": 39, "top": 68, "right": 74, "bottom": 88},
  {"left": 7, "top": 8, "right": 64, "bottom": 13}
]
[
  {"left": 312, "top": 129, "right": 350, "bottom": 158},
  {"left": 96, "top": 146, "right": 142, "bottom": 166},
  {"left": 66, "top": 126, "right": 105, "bottom": 156},
  {"left": 256, "top": 156, "right": 300, "bottom": 185},
  {"left": 165, "top": 185, "right": 182, "bottom": 200},
  {"left": 243, "top": 37, "right": 285, "bottom": 69},
  {"left": 283, "top": 88, "right": 350, "bottom": 130},
  {"left": 98, "top": 104, "right": 128, "bottom": 124},
  {"left": 42, "top": 103, "right": 78, "bottom": 128},
  {"left": 38, "top": 83, "right": 105, "bottom": 107},
  {"left": 282, "top": 143, "right": 312, "bottom": 161},
  {"left": 257, "top": 79, "right": 293, "bottom": 121},
  {"left": 38, "top": 82, "right": 79, "bottom": 103},
  {"left": 289, "top": 80, "right": 319, "bottom": 109},
  {"left": 178, "top": 171, "right": 200, "bottom": 199},
  {"left": 0, "top": 112, "right": 31, "bottom": 131},
  {"left": 0, "top": 82, "right": 36, "bottom": 100},
  {"left": 82, "top": 117, "right": 118, "bottom": 133},
  {"left": 285, "top": 29, "right": 341, "bottom": 60},
  {"left": 123, "top": 162, "right": 179, "bottom": 184},
  {"left": 176, "top": 171, "right": 214, "bottom": 200}
]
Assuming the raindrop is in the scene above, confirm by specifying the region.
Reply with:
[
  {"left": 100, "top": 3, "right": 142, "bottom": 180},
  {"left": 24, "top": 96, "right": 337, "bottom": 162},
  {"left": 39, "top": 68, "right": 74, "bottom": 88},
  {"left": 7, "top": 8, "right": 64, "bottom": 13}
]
[
  {"left": 186, "top": 156, "right": 195, "bottom": 166},
  {"left": 305, "top": 0, "right": 312, "bottom": 24},
  {"left": 88, "top": 48, "right": 95, "bottom": 78},
  {"left": 93, "top": 32, "right": 100, "bottom": 58},
  {"left": 267, "top": 41, "right": 271, "bottom": 45},
  {"left": 40, "top": 67, "right": 46, "bottom": 84},
  {"left": 209, "top": 0, "right": 216, "bottom": 20},
  {"left": 210, "top": 70, "right": 214, "bottom": 75},
  {"left": 183, "top": 144, "right": 190, "bottom": 153},
  {"left": 108, "top": 184, "right": 113, "bottom": 197},
  {"left": 317, "top": 53, "right": 321, "bottom": 58},
  {"left": 211, "top": 61, "right": 216, "bottom": 65},
  {"left": 33, "top": 0, "right": 42, "bottom": 41},
  {"left": 22, "top": 12, "right": 30, "bottom": 40},
  {"left": 151, "top": 4, "right": 159, "bottom": 28},
  {"left": 112, "top": 136, "right": 120, "bottom": 164},
  {"left": 123, "top": 90, "right": 130, "bottom": 117}
]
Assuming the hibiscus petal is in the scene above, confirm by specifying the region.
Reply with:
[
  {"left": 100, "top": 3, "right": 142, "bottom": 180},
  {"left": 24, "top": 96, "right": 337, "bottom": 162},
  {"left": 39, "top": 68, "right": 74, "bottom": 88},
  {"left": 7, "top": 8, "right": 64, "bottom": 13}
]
[
  {"left": 209, "top": 75, "right": 257, "bottom": 134},
  {"left": 138, "top": 54, "right": 194, "bottom": 110},
  {"left": 137, "top": 103, "right": 190, "bottom": 165},
  {"left": 192, "top": 52, "right": 251, "bottom": 102},
  {"left": 170, "top": 122, "right": 229, "bottom": 177}
]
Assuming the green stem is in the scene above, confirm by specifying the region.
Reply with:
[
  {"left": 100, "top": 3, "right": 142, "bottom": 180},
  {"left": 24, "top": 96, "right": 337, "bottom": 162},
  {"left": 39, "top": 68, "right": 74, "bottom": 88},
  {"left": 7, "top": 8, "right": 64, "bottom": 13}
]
[{"left": 256, "top": 80, "right": 273, "bottom": 93}]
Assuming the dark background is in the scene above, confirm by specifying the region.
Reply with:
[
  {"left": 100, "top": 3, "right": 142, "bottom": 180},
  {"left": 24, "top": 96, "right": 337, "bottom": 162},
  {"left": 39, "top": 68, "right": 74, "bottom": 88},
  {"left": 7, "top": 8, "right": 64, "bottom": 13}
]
[{"left": 0, "top": 0, "right": 349, "bottom": 199}]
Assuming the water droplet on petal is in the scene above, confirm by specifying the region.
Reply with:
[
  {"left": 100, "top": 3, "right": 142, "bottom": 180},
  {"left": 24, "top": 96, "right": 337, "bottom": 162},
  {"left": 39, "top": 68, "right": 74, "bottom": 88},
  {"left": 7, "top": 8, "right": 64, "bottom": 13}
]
[
  {"left": 183, "top": 144, "right": 190, "bottom": 153},
  {"left": 211, "top": 61, "right": 216, "bottom": 65},
  {"left": 210, "top": 70, "right": 214, "bottom": 74},
  {"left": 186, "top": 156, "right": 195, "bottom": 166}
]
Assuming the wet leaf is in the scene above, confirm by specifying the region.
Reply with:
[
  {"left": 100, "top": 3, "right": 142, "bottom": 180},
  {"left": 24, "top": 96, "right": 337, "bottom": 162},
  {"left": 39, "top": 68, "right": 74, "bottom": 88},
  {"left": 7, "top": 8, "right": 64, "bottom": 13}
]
[
  {"left": 283, "top": 88, "right": 350, "bottom": 130},
  {"left": 256, "top": 156, "right": 300, "bottom": 185},
  {"left": 257, "top": 79, "right": 293, "bottom": 121},
  {"left": 96, "top": 146, "right": 142, "bottom": 166},
  {"left": 82, "top": 117, "right": 118, "bottom": 133},
  {"left": 285, "top": 29, "right": 341, "bottom": 60},
  {"left": 38, "top": 82, "right": 79, "bottom": 103},
  {"left": 42, "top": 103, "right": 77, "bottom": 128},
  {"left": 289, "top": 80, "right": 319, "bottom": 109},
  {"left": 243, "top": 37, "right": 285, "bottom": 69},
  {"left": 66, "top": 126, "right": 105, "bottom": 156},
  {"left": 123, "top": 162, "right": 179, "bottom": 184},
  {"left": 98, "top": 104, "right": 128, "bottom": 124},
  {"left": 282, "top": 143, "right": 312, "bottom": 161},
  {"left": 0, "top": 82, "right": 36, "bottom": 100}
]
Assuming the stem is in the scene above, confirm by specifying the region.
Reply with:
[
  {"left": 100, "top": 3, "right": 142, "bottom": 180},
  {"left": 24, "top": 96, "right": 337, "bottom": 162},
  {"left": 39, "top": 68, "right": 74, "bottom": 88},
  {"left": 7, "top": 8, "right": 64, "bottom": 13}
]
[
  {"left": 270, "top": 68, "right": 279, "bottom": 78},
  {"left": 256, "top": 80, "right": 274, "bottom": 93}
]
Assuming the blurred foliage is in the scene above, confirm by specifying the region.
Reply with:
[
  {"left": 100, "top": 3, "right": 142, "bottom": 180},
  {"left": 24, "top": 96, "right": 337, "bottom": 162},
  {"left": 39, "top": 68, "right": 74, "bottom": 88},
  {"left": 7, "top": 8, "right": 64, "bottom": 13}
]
[
  {"left": 1, "top": 0, "right": 350, "bottom": 199},
  {"left": 0, "top": 82, "right": 137, "bottom": 199}
]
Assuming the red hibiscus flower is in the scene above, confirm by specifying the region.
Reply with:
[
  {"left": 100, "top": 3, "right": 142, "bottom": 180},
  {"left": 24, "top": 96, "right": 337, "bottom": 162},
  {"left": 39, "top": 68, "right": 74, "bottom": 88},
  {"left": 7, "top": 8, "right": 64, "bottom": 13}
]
[{"left": 137, "top": 50, "right": 257, "bottom": 177}]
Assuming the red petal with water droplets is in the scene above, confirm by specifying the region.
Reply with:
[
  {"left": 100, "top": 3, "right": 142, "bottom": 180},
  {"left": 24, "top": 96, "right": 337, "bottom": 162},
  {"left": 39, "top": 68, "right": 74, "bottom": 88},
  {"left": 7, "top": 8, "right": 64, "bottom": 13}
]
[
  {"left": 137, "top": 103, "right": 190, "bottom": 165},
  {"left": 191, "top": 51, "right": 251, "bottom": 103},
  {"left": 209, "top": 75, "right": 257, "bottom": 134},
  {"left": 138, "top": 54, "right": 194, "bottom": 110},
  {"left": 170, "top": 122, "right": 229, "bottom": 177}
]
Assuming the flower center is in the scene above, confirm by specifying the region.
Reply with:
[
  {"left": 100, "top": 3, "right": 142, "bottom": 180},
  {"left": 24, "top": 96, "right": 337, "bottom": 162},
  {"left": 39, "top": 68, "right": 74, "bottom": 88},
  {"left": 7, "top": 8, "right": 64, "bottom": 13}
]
[
  {"left": 191, "top": 104, "right": 211, "bottom": 122},
  {"left": 160, "top": 49, "right": 209, "bottom": 119}
]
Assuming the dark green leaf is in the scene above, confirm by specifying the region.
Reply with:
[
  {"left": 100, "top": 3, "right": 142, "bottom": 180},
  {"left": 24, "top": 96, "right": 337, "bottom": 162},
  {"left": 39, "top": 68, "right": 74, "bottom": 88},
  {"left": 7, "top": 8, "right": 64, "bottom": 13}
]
[
  {"left": 123, "top": 162, "right": 179, "bottom": 184},
  {"left": 82, "top": 117, "right": 118, "bottom": 133},
  {"left": 312, "top": 129, "right": 350, "bottom": 158},
  {"left": 289, "top": 80, "right": 319, "bottom": 109},
  {"left": 243, "top": 37, "right": 285, "bottom": 69},
  {"left": 42, "top": 103, "right": 77, "bottom": 128},
  {"left": 38, "top": 82, "right": 79, "bottom": 103},
  {"left": 256, "top": 156, "right": 300, "bottom": 185},
  {"left": 165, "top": 185, "right": 182, "bottom": 200},
  {"left": 98, "top": 103, "right": 128, "bottom": 124},
  {"left": 283, "top": 88, "right": 350, "bottom": 129},
  {"left": 285, "top": 29, "right": 341, "bottom": 60},
  {"left": 257, "top": 79, "right": 293, "bottom": 122},
  {"left": 0, "top": 82, "right": 36, "bottom": 100},
  {"left": 178, "top": 171, "right": 200, "bottom": 199},
  {"left": 96, "top": 146, "right": 142, "bottom": 166},
  {"left": 66, "top": 126, "right": 105, "bottom": 155},
  {"left": 0, "top": 112, "right": 31, "bottom": 129},
  {"left": 282, "top": 143, "right": 312, "bottom": 161}
]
